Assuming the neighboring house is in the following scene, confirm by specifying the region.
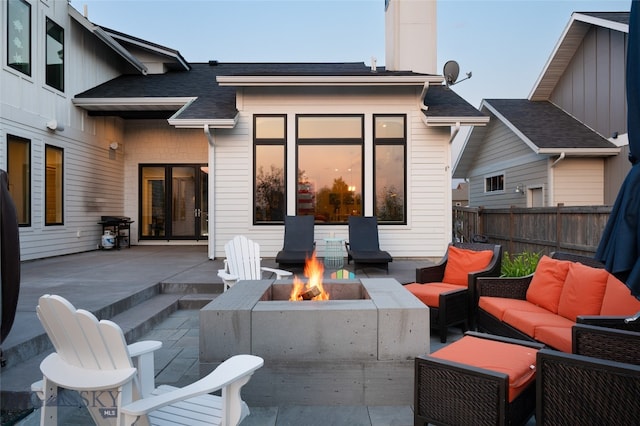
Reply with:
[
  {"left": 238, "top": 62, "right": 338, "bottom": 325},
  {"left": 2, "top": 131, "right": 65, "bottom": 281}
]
[
  {"left": 454, "top": 12, "right": 630, "bottom": 208},
  {"left": 2, "top": 0, "right": 488, "bottom": 262},
  {"left": 452, "top": 182, "right": 468, "bottom": 207}
]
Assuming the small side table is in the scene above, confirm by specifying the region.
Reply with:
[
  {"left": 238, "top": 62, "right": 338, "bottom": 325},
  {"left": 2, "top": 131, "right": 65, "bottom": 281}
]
[{"left": 323, "top": 238, "right": 344, "bottom": 269}]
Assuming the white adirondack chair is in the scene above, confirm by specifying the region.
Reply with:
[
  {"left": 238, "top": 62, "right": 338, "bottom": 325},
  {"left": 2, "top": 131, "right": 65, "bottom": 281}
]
[
  {"left": 218, "top": 235, "right": 292, "bottom": 291},
  {"left": 31, "top": 294, "right": 263, "bottom": 426}
]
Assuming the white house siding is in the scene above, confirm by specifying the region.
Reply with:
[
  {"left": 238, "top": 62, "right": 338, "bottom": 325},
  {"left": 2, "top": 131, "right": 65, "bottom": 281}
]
[
  {"left": 2, "top": 2, "right": 132, "bottom": 260},
  {"left": 468, "top": 117, "right": 547, "bottom": 208},
  {"left": 210, "top": 86, "right": 452, "bottom": 259},
  {"left": 551, "top": 157, "right": 604, "bottom": 206},
  {"left": 122, "top": 120, "right": 208, "bottom": 244}
]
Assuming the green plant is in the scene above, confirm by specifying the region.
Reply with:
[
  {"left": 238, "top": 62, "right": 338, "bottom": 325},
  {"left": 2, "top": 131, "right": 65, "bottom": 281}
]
[{"left": 501, "top": 251, "right": 542, "bottom": 277}]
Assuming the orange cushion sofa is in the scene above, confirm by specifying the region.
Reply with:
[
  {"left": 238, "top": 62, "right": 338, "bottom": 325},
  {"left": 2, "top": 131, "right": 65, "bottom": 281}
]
[{"left": 476, "top": 252, "right": 640, "bottom": 353}]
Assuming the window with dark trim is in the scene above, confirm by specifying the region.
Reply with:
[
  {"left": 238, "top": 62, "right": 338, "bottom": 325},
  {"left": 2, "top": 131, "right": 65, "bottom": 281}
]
[
  {"left": 7, "top": 0, "right": 31, "bottom": 76},
  {"left": 45, "top": 17, "right": 64, "bottom": 91},
  {"left": 374, "top": 114, "right": 406, "bottom": 224},
  {"left": 296, "top": 115, "right": 363, "bottom": 224},
  {"left": 7, "top": 135, "right": 31, "bottom": 226},
  {"left": 485, "top": 174, "right": 504, "bottom": 192},
  {"left": 45, "top": 145, "right": 63, "bottom": 225},
  {"left": 254, "top": 115, "right": 286, "bottom": 223}
]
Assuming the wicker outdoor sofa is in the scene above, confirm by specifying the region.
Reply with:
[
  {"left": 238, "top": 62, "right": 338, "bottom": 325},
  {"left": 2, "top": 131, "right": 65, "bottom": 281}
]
[
  {"left": 475, "top": 252, "right": 640, "bottom": 352},
  {"left": 537, "top": 323, "right": 640, "bottom": 424}
]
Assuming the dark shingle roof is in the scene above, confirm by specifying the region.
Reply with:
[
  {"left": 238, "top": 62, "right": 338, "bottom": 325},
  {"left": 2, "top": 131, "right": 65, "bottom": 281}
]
[
  {"left": 424, "top": 85, "right": 488, "bottom": 119},
  {"left": 485, "top": 99, "right": 616, "bottom": 150},
  {"left": 75, "top": 62, "right": 435, "bottom": 120}
]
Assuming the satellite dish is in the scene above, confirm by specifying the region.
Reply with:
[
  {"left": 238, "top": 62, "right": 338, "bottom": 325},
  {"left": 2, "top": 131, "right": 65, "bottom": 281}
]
[{"left": 443, "top": 60, "right": 460, "bottom": 86}]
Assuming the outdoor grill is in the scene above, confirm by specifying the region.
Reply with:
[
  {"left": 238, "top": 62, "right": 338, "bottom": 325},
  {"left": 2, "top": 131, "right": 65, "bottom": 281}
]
[{"left": 98, "top": 216, "right": 133, "bottom": 249}]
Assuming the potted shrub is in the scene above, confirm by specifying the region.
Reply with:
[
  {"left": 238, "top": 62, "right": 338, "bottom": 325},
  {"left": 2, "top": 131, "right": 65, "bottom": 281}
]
[{"left": 501, "top": 251, "right": 542, "bottom": 277}]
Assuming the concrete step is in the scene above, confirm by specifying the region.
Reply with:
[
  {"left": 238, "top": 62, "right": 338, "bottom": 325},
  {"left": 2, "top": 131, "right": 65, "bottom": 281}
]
[
  {"left": 0, "top": 294, "right": 181, "bottom": 410},
  {"left": 1, "top": 285, "right": 162, "bottom": 370},
  {"left": 178, "top": 293, "right": 220, "bottom": 309},
  {"left": 161, "top": 281, "right": 223, "bottom": 294}
]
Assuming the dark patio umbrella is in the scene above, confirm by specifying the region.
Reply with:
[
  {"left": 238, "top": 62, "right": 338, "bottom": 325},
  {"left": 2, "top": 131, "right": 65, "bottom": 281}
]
[
  {"left": 596, "top": 0, "right": 640, "bottom": 300},
  {"left": 1, "top": 169, "right": 20, "bottom": 345}
]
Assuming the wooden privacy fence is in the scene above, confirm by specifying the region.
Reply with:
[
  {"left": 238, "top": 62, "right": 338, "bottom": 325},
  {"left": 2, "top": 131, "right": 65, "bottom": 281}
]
[{"left": 452, "top": 205, "right": 612, "bottom": 257}]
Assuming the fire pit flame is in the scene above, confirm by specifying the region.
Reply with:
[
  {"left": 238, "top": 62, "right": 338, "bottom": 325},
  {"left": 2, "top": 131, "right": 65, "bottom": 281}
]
[{"left": 289, "top": 252, "right": 329, "bottom": 301}]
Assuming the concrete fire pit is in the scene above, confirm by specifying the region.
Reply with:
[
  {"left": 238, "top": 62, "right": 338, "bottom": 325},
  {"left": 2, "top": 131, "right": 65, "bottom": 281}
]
[{"left": 200, "top": 278, "right": 429, "bottom": 406}]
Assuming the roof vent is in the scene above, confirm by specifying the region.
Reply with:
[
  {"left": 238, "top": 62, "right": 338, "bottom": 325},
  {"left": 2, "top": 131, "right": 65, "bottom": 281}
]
[
  {"left": 209, "top": 60, "right": 219, "bottom": 66},
  {"left": 371, "top": 57, "right": 377, "bottom": 72}
]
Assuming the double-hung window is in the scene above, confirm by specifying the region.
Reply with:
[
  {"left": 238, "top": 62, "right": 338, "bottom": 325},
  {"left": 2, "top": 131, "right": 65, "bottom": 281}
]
[
  {"left": 485, "top": 174, "right": 504, "bottom": 193},
  {"left": 374, "top": 115, "right": 406, "bottom": 223},
  {"left": 254, "top": 115, "right": 286, "bottom": 223},
  {"left": 45, "top": 17, "right": 64, "bottom": 91},
  {"left": 7, "top": 135, "right": 31, "bottom": 226},
  {"left": 45, "top": 145, "right": 63, "bottom": 225},
  {"left": 7, "top": 0, "right": 31, "bottom": 76}
]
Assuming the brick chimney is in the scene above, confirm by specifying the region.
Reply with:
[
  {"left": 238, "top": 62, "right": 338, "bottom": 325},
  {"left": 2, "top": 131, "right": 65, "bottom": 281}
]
[{"left": 385, "top": 0, "right": 437, "bottom": 74}]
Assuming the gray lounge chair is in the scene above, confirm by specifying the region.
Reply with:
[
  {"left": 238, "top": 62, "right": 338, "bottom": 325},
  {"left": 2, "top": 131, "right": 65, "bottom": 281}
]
[
  {"left": 275, "top": 215, "right": 315, "bottom": 269},
  {"left": 345, "top": 216, "right": 392, "bottom": 273}
]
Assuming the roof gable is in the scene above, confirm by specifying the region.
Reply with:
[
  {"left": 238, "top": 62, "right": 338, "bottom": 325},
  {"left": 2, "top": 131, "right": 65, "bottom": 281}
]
[{"left": 530, "top": 11, "right": 629, "bottom": 101}]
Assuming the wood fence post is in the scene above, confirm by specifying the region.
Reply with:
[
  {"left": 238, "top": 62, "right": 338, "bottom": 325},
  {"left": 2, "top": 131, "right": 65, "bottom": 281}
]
[
  {"left": 556, "top": 203, "right": 564, "bottom": 252},
  {"left": 509, "top": 205, "right": 514, "bottom": 255}
]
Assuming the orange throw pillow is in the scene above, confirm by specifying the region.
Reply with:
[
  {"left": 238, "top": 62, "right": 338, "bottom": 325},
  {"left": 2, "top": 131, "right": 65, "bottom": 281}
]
[
  {"left": 600, "top": 273, "right": 640, "bottom": 315},
  {"left": 557, "top": 262, "right": 609, "bottom": 321},
  {"left": 525, "top": 255, "right": 572, "bottom": 313},
  {"left": 442, "top": 246, "right": 494, "bottom": 286}
]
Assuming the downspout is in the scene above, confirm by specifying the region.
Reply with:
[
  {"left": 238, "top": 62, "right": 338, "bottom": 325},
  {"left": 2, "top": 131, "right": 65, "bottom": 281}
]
[
  {"left": 419, "top": 82, "right": 460, "bottom": 143},
  {"left": 204, "top": 124, "right": 215, "bottom": 147},
  {"left": 551, "top": 152, "right": 566, "bottom": 167},
  {"left": 204, "top": 124, "right": 216, "bottom": 259},
  {"left": 449, "top": 122, "right": 461, "bottom": 144},
  {"left": 419, "top": 82, "right": 429, "bottom": 111}
]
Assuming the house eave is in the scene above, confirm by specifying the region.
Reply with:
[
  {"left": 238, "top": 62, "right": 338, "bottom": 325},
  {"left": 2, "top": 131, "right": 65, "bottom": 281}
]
[
  {"left": 216, "top": 75, "right": 444, "bottom": 86},
  {"left": 72, "top": 97, "right": 196, "bottom": 111},
  {"left": 68, "top": 6, "right": 148, "bottom": 75},
  {"left": 106, "top": 32, "right": 190, "bottom": 72},
  {"left": 422, "top": 116, "right": 490, "bottom": 127},
  {"left": 167, "top": 117, "right": 238, "bottom": 129},
  {"left": 537, "top": 147, "right": 621, "bottom": 156}
]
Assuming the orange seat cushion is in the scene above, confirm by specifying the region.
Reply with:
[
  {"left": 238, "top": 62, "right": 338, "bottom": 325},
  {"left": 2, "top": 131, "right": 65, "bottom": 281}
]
[
  {"left": 525, "top": 256, "right": 572, "bottom": 313},
  {"left": 600, "top": 273, "right": 640, "bottom": 315},
  {"left": 478, "top": 297, "right": 549, "bottom": 321},
  {"left": 405, "top": 282, "right": 465, "bottom": 307},
  {"left": 431, "top": 335, "right": 538, "bottom": 402},
  {"left": 557, "top": 262, "right": 609, "bottom": 321},
  {"left": 502, "top": 309, "right": 574, "bottom": 338},
  {"left": 534, "top": 326, "right": 573, "bottom": 353},
  {"left": 442, "top": 246, "right": 494, "bottom": 286}
]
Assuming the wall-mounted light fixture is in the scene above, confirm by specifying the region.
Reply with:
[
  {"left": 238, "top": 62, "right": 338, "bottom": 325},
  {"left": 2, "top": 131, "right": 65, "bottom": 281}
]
[
  {"left": 109, "top": 142, "right": 119, "bottom": 150},
  {"left": 46, "top": 119, "right": 64, "bottom": 132},
  {"left": 514, "top": 184, "right": 525, "bottom": 194}
]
